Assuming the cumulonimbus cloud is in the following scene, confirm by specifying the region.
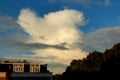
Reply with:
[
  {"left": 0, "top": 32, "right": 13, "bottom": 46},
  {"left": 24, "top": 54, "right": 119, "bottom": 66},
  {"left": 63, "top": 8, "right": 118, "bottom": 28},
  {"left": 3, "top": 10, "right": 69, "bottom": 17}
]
[
  {"left": 17, "top": 9, "right": 120, "bottom": 74},
  {"left": 17, "top": 9, "right": 87, "bottom": 45},
  {"left": 17, "top": 9, "right": 88, "bottom": 74}
]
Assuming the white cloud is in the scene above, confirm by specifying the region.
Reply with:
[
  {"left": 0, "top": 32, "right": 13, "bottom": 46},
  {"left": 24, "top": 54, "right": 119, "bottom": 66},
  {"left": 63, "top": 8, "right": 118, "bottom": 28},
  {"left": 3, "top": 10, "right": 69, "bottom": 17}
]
[
  {"left": 17, "top": 9, "right": 120, "bottom": 74},
  {"left": 1, "top": 9, "right": 120, "bottom": 74},
  {"left": 18, "top": 9, "right": 87, "bottom": 45},
  {"left": 17, "top": 9, "right": 88, "bottom": 74}
]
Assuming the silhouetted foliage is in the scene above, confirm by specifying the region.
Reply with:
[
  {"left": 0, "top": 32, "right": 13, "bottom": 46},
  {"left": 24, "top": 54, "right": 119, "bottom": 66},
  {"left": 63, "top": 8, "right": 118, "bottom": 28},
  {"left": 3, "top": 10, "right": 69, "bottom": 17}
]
[
  {"left": 101, "top": 43, "right": 120, "bottom": 79},
  {"left": 53, "top": 42, "right": 120, "bottom": 80}
]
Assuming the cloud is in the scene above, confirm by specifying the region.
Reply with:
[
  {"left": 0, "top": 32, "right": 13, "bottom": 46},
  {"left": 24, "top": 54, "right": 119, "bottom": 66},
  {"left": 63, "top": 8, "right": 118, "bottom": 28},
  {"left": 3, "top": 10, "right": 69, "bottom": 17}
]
[
  {"left": 95, "top": 0, "right": 114, "bottom": 6},
  {"left": 48, "top": 0, "right": 114, "bottom": 7},
  {"left": 24, "top": 43, "right": 69, "bottom": 50},
  {"left": 104, "top": 0, "right": 111, "bottom": 6},
  {"left": 0, "top": 16, "right": 22, "bottom": 33},
  {"left": 62, "top": 0, "right": 93, "bottom": 6},
  {"left": 82, "top": 27, "right": 120, "bottom": 52},
  {"left": 17, "top": 9, "right": 88, "bottom": 45},
  {"left": 0, "top": 16, "right": 29, "bottom": 51},
  {"left": 48, "top": 0, "right": 93, "bottom": 7},
  {"left": 1, "top": 9, "right": 120, "bottom": 74},
  {"left": 66, "top": 27, "right": 120, "bottom": 53},
  {"left": 17, "top": 9, "right": 120, "bottom": 74},
  {"left": 17, "top": 8, "right": 88, "bottom": 74},
  {"left": 48, "top": 63, "right": 67, "bottom": 74}
]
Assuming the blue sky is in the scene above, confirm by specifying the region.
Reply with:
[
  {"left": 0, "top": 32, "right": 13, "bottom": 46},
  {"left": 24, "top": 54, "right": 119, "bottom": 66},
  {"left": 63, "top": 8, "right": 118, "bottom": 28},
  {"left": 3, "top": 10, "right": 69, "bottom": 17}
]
[
  {"left": 0, "top": 0, "right": 120, "bottom": 74},
  {"left": 0, "top": 0, "right": 120, "bottom": 33}
]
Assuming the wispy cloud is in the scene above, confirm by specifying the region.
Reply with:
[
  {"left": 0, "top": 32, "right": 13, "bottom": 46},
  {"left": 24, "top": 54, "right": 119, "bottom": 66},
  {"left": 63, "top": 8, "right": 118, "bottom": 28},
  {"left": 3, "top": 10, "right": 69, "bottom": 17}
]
[
  {"left": 82, "top": 27, "right": 120, "bottom": 52},
  {"left": 104, "top": 0, "right": 111, "bottom": 6},
  {"left": 96, "top": 0, "right": 113, "bottom": 6},
  {"left": 48, "top": 0, "right": 93, "bottom": 7},
  {"left": 62, "top": 0, "right": 93, "bottom": 6},
  {"left": 48, "top": 0, "right": 114, "bottom": 7},
  {"left": 0, "top": 16, "right": 29, "bottom": 50}
]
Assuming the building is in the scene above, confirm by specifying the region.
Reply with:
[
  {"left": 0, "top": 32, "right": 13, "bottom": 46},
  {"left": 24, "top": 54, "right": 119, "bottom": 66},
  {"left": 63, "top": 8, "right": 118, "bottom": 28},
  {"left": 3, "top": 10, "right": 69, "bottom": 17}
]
[
  {"left": 0, "top": 72, "right": 8, "bottom": 80},
  {"left": 0, "top": 61, "right": 52, "bottom": 80}
]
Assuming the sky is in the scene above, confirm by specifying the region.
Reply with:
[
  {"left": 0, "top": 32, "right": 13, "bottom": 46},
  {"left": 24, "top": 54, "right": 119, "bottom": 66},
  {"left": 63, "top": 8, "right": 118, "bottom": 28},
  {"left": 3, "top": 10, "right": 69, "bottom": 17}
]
[{"left": 0, "top": 0, "right": 120, "bottom": 74}]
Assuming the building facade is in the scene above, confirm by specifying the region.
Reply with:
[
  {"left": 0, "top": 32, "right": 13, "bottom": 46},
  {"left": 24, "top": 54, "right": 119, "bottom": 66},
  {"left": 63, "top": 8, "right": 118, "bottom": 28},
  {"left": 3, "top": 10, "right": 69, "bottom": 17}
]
[
  {"left": 0, "top": 72, "right": 8, "bottom": 80},
  {"left": 0, "top": 61, "right": 52, "bottom": 80}
]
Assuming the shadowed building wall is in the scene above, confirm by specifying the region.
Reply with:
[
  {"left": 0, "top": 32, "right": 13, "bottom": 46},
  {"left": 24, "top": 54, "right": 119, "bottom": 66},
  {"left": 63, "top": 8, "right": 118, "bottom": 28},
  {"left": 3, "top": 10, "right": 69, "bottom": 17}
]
[{"left": 0, "top": 61, "right": 52, "bottom": 80}]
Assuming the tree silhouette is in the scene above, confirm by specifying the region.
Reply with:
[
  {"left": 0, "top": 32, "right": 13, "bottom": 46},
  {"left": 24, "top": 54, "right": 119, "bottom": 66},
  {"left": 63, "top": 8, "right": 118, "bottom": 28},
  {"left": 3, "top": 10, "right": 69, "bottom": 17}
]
[{"left": 53, "top": 42, "right": 120, "bottom": 80}]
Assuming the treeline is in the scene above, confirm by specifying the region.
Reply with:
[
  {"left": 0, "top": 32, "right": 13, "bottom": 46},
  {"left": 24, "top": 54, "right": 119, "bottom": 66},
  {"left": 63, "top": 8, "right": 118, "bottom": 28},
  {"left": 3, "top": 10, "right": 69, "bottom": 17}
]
[{"left": 53, "top": 43, "right": 120, "bottom": 80}]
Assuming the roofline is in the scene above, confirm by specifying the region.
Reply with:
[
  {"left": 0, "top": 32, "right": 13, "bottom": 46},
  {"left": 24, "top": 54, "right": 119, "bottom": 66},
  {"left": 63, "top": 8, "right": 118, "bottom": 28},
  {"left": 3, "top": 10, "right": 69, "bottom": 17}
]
[
  {"left": 0, "top": 62, "right": 41, "bottom": 64},
  {"left": 10, "top": 72, "right": 52, "bottom": 77}
]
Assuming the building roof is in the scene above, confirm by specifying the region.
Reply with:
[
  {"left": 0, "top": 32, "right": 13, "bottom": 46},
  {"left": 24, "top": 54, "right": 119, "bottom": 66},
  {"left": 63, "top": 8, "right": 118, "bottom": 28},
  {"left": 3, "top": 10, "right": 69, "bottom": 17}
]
[{"left": 0, "top": 61, "right": 40, "bottom": 64}]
